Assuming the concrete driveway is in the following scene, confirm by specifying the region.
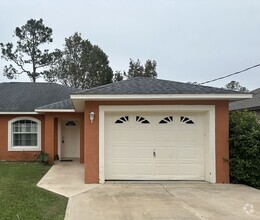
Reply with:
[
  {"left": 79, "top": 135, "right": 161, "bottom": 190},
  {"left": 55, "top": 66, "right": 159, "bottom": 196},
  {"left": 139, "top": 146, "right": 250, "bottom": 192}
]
[
  {"left": 37, "top": 163, "right": 259, "bottom": 219},
  {"left": 65, "top": 182, "right": 260, "bottom": 220}
]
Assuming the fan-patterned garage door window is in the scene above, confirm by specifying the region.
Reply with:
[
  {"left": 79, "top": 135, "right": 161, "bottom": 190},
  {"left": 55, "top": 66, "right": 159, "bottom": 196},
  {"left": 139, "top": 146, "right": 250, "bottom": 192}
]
[
  {"left": 115, "top": 116, "right": 129, "bottom": 124},
  {"left": 136, "top": 116, "right": 150, "bottom": 124},
  {"left": 159, "top": 116, "right": 173, "bottom": 124},
  {"left": 180, "top": 116, "right": 194, "bottom": 124}
]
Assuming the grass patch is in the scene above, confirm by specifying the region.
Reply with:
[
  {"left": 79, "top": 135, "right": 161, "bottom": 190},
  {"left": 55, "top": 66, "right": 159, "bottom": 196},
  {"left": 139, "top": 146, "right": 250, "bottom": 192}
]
[{"left": 0, "top": 162, "right": 68, "bottom": 220}]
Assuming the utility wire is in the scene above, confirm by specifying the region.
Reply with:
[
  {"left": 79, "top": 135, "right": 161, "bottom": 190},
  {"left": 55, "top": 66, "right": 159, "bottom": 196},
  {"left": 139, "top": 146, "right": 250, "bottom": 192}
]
[{"left": 200, "top": 63, "right": 260, "bottom": 85}]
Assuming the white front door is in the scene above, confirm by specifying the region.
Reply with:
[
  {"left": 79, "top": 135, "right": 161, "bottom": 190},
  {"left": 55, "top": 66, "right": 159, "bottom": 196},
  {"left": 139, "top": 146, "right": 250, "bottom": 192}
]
[
  {"left": 61, "top": 120, "right": 80, "bottom": 159},
  {"left": 105, "top": 112, "right": 205, "bottom": 180}
]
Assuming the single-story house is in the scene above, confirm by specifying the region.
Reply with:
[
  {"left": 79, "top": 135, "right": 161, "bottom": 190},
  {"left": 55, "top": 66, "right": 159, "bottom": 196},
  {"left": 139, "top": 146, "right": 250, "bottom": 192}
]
[
  {"left": 0, "top": 77, "right": 251, "bottom": 184},
  {"left": 229, "top": 88, "right": 260, "bottom": 118}
]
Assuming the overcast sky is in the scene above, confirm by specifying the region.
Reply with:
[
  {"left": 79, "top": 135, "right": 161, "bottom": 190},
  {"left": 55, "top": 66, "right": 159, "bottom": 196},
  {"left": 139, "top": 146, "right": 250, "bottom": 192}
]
[{"left": 0, "top": 0, "right": 260, "bottom": 90}]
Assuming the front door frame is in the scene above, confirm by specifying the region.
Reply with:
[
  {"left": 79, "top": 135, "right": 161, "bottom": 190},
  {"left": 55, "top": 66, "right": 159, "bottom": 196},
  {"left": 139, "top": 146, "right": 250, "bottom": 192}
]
[{"left": 58, "top": 118, "right": 81, "bottom": 160}]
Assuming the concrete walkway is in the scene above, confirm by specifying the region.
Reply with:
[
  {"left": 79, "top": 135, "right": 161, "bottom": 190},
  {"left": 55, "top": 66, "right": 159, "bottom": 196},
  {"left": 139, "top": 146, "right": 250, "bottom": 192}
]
[
  {"left": 38, "top": 164, "right": 260, "bottom": 220},
  {"left": 37, "top": 161, "right": 98, "bottom": 198}
]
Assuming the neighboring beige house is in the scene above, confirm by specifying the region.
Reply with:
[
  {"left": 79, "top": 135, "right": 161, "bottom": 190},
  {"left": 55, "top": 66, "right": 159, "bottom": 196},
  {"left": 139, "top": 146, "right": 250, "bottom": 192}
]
[{"left": 229, "top": 88, "right": 260, "bottom": 118}]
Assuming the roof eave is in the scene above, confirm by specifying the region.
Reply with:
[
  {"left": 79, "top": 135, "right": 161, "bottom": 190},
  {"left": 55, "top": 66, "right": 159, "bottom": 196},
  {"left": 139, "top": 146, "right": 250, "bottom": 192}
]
[
  {"left": 34, "top": 109, "right": 75, "bottom": 113},
  {"left": 70, "top": 93, "right": 252, "bottom": 101},
  {"left": 0, "top": 112, "right": 38, "bottom": 115},
  {"left": 70, "top": 94, "right": 252, "bottom": 112},
  {"left": 230, "top": 106, "right": 260, "bottom": 112}
]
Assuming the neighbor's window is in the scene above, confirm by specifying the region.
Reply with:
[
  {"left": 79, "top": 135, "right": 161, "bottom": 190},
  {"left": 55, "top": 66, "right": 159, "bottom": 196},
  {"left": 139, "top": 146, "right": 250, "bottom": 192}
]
[{"left": 8, "top": 117, "right": 41, "bottom": 151}]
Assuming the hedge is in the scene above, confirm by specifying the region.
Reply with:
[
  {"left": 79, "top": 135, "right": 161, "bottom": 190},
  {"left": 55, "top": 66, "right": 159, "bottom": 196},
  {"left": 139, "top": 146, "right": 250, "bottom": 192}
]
[{"left": 229, "top": 110, "right": 260, "bottom": 188}]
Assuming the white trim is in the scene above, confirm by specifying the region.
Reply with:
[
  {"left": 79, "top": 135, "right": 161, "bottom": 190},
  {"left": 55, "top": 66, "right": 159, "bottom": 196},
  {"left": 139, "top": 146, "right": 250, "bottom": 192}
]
[
  {"left": 99, "top": 105, "right": 216, "bottom": 184},
  {"left": 35, "top": 109, "right": 75, "bottom": 113},
  {"left": 8, "top": 116, "right": 42, "bottom": 152},
  {"left": 0, "top": 112, "right": 37, "bottom": 115},
  {"left": 203, "top": 109, "right": 216, "bottom": 183},
  {"left": 99, "top": 109, "right": 105, "bottom": 183},
  {"left": 58, "top": 119, "right": 61, "bottom": 159},
  {"left": 72, "top": 93, "right": 252, "bottom": 101}
]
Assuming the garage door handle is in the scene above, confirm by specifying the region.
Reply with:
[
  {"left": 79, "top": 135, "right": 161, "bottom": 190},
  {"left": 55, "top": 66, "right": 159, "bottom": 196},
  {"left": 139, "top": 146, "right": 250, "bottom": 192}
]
[{"left": 153, "top": 149, "right": 156, "bottom": 157}]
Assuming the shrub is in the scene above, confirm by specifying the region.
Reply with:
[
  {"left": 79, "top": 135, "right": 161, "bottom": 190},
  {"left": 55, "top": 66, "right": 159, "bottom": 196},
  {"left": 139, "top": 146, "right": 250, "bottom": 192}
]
[
  {"left": 37, "top": 151, "right": 49, "bottom": 164},
  {"left": 229, "top": 111, "right": 260, "bottom": 188}
]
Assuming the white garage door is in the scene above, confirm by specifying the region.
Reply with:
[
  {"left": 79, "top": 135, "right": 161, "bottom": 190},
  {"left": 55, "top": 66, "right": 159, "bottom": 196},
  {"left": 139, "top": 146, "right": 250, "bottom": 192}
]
[{"left": 105, "top": 112, "right": 205, "bottom": 180}]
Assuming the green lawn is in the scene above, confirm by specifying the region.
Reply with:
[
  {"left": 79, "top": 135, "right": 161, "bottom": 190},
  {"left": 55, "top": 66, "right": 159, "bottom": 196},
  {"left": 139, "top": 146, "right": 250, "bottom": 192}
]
[{"left": 0, "top": 162, "right": 68, "bottom": 220}]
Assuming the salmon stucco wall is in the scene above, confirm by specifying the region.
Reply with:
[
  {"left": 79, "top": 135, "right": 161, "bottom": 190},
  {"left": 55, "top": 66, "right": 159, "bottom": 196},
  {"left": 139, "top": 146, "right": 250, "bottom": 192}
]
[
  {"left": 0, "top": 114, "right": 45, "bottom": 161},
  {"left": 84, "top": 100, "right": 230, "bottom": 184},
  {"left": 54, "top": 118, "right": 58, "bottom": 159},
  {"left": 215, "top": 101, "right": 229, "bottom": 183},
  {"left": 0, "top": 112, "right": 85, "bottom": 163},
  {"left": 85, "top": 102, "right": 100, "bottom": 183}
]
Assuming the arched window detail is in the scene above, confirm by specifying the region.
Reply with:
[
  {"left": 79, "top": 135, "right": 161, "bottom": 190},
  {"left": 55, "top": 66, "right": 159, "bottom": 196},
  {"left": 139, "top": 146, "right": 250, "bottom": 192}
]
[
  {"left": 159, "top": 116, "right": 173, "bottom": 124},
  {"left": 180, "top": 116, "right": 194, "bottom": 124},
  {"left": 8, "top": 117, "right": 41, "bottom": 151},
  {"left": 115, "top": 116, "right": 129, "bottom": 124},
  {"left": 136, "top": 116, "right": 150, "bottom": 124},
  {"left": 66, "top": 121, "right": 76, "bottom": 126}
]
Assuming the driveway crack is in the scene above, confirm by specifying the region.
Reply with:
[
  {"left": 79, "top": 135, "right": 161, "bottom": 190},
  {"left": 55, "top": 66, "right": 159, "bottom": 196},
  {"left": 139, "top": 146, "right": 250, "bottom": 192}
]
[
  {"left": 160, "top": 184, "right": 207, "bottom": 220},
  {"left": 160, "top": 183, "right": 175, "bottom": 198}
]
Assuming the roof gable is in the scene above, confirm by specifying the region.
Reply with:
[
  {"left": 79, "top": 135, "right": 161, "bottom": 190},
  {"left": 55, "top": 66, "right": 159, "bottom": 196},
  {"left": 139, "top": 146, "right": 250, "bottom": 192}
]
[{"left": 36, "top": 99, "right": 74, "bottom": 112}]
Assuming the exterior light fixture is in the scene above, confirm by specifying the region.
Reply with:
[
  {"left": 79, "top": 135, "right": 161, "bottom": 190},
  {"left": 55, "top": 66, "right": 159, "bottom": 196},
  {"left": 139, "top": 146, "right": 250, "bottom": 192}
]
[{"left": 89, "top": 112, "right": 95, "bottom": 123}]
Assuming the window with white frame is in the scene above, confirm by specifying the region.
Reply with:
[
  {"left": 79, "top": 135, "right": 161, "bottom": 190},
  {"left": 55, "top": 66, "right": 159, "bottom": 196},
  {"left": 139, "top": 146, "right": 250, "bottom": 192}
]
[{"left": 8, "top": 117, "right": 41, "bottom": 151}]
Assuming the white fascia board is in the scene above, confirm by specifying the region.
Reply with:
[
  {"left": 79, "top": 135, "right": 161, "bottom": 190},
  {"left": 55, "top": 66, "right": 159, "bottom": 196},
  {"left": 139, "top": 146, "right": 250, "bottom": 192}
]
[
  {"left": 71, "top": 94, "right": 252, "bottom": 101},
  {"left": 35, "top": 109, "right": 75, "bottom": 113},
  {"left": 0, "top": 112, "right": 38, "bottom": 115}
]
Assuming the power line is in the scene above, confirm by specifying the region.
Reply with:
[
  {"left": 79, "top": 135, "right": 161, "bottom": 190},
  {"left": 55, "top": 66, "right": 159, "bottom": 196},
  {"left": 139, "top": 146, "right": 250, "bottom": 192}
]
[{"left": 199, "top": 63, "right": 260, "bottom": 85}]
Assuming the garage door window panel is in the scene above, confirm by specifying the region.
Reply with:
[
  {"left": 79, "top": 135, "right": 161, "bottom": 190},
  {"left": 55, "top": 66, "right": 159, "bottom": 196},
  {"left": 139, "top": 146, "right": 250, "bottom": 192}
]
[
  {"left": 115, "top": 116, "right": 129, "bottom": 124},
  {"left": 180, "top": 116, "right": 194, "bottom": 124},
  {"left": 159, "top": 116, "right": 174, "bottom": 124},
  {"left": 136, "top": 116, "right": 150, "bottom": 124}
]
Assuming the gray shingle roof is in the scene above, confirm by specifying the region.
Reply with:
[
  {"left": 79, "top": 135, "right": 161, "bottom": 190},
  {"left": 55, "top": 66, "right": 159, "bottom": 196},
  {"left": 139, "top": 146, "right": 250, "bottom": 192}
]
[
  {"left": 0, "top": 79, "right": 249, "bottom": 112},
  {"left": 74, "top": 77, "right": 243, "bottom": 95},
  {"left": 36, "top": 99, "right": 74, "bottom": 110},
  {"left": 229, "top": 88, "right": 260, "bottom": 111},
  {"left": 0, "top": 82, "right": 76, "bottom": 112}
]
